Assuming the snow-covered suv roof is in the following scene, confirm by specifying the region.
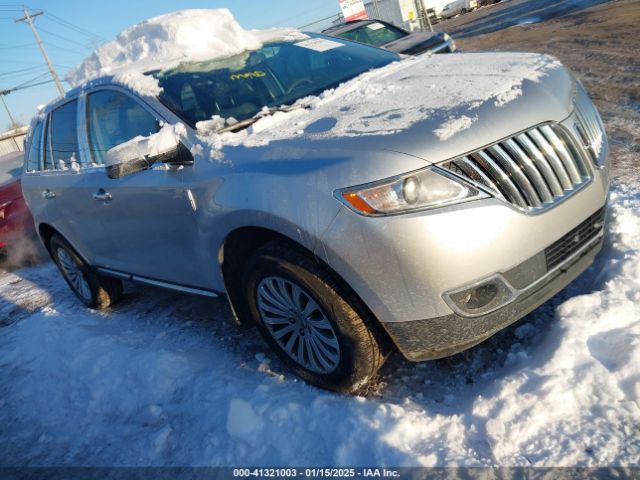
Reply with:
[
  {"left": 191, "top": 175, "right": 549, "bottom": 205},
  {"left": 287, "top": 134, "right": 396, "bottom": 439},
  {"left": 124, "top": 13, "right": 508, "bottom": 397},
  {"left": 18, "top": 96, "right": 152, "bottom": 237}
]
[{"left": 65, "top": 9, "right": 306, "bottom": 89}]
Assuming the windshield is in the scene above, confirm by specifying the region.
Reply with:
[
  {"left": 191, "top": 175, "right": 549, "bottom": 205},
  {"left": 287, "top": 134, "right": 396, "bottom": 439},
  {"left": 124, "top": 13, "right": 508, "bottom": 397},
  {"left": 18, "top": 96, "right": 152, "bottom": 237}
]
[
  {"left": 153, "top": 35, "right": 399, "bottom": 127},
  {"left": 333, "top": 22, "right": 407, "bottom": 47}
]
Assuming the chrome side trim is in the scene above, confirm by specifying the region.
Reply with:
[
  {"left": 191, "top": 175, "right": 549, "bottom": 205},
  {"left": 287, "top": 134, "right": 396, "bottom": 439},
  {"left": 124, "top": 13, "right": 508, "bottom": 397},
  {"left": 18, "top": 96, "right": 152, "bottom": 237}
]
[
  {"left": 96, "top": 267, "right": 219, "bottom": 298},
  {"left": 95, "top": 267, "right": 131, "bottom": 280}
]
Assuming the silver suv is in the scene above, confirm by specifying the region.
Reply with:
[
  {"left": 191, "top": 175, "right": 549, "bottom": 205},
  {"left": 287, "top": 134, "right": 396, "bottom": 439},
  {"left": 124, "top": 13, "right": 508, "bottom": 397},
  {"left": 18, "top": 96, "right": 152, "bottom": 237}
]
[{"left": 22, "top": 33, "right": 609, "bottom": 393}]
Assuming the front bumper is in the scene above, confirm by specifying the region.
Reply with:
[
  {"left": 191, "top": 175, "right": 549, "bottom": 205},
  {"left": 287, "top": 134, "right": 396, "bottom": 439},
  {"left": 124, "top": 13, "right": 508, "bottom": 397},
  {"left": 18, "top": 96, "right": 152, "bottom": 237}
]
[
  {"left": 383, "top": 231, "right": 603, "bottom": 361},
  {"left": 320, "top": 146, "right": 609, "bottom": 362}
]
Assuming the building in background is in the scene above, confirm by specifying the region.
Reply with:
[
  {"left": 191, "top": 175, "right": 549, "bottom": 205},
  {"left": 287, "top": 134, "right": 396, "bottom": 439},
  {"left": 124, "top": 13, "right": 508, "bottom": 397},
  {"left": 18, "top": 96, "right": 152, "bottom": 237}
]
[
  {"left": 324, "top": 0, "right": 452, "bottom": 33},
  {"left": 0, "top": 126, "right": 28, "bottom": 156}
]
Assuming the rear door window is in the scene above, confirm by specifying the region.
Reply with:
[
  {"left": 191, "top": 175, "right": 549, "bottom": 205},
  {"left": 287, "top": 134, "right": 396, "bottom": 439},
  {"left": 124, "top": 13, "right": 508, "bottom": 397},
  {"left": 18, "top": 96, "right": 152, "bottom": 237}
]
[
  {"left": 49, "top": 100, "right": 80, "bottom": 171},
  {"left": 87, "top": 90, "right": 159, "bottom": 165}
]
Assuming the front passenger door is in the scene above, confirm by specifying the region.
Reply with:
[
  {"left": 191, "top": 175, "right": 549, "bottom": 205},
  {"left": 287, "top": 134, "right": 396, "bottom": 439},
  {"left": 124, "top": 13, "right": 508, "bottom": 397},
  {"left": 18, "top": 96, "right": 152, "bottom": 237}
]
[{"left": 82, "top": 88, "right": 206, "bottom": 288}]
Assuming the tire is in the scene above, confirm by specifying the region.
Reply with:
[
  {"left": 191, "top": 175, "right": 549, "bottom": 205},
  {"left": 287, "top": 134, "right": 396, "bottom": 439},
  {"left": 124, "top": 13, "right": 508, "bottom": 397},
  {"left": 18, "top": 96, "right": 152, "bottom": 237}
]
[
  {"left": 49, "top": 233, "right": 123, "bottom": 309},
  {"left": 243, "top": 241, "right": 389, "bottom": 394}
]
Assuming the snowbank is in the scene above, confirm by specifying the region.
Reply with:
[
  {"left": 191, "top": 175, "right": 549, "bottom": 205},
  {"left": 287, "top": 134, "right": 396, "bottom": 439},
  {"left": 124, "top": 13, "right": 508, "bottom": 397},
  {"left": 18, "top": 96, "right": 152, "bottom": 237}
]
[
  {"left": 1, "top": 183, "right": 638, "bottom": 466},
  {"left": 66, "top": 9, "right": 306, "bottom": 87}
]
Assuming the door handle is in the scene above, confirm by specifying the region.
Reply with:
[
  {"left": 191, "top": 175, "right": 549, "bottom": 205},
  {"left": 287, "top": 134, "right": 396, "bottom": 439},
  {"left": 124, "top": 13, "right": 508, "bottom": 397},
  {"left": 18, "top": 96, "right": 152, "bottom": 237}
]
[
  {"left": 41, "top": 189, "right": 55, "bottom": 200},
  {"left": 92, "top": 189, "right": 112, "bottom": 202}
]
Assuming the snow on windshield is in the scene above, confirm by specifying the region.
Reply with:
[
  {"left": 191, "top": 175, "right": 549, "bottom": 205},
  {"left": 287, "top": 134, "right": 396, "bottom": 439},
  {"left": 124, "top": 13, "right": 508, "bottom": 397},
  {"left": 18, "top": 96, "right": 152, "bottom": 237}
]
[
  {"left": 194, "top": 51, "right": 562, "bottom": 156},
  {"left": 66, "top": 9, "right": 307, "bottom": 92}
]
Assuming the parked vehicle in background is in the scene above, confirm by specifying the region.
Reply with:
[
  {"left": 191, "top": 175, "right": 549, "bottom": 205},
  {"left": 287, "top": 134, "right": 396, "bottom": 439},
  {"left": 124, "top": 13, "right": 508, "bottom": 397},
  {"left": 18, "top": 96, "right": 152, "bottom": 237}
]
[
  {"left": 322, "top": 19, "right": 456, "bottom": 55},
  {"left": 478, "top": 0, "right": 502, "bottom": 6},
  {"left": 22, "top": 10, "right": 610, "bottom": 394},
  {"left": 0, "top": 152, "right": 34, "bottom": 252},
  {"left": 441, "top": 0, "right": 479, "bottom": 19}
]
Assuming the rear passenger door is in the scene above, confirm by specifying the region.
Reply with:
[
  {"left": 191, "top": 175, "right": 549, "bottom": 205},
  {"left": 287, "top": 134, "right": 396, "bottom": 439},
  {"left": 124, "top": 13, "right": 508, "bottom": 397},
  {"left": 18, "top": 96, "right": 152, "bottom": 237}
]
[
  {"left": 31, "top": 99, "right": 102, "bottom": 257},
  {"left": 80, "top": 88, "right": 205, "bottom": 288}
]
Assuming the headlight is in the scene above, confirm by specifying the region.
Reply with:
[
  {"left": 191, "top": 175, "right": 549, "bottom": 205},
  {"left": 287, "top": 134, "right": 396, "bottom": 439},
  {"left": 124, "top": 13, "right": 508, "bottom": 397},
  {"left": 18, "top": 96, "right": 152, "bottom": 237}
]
[{"left": 336, "top": 166, "right": 489, "bottom": 216}]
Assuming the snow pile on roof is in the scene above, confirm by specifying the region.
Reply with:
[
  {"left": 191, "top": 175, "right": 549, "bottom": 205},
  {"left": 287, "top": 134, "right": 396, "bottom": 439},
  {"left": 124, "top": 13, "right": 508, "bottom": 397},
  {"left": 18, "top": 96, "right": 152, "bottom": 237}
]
[{"left": 66, "top": 9, "right": 306, "bottom": 87}]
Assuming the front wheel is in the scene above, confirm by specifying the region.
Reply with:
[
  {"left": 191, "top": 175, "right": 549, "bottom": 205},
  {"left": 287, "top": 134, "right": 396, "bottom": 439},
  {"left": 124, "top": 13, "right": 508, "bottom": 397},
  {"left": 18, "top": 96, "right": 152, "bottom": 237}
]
[
  {"left": 244, "top": 242, "right": 389, "bottom": 393},
  {"left": 50, "top": 233, "right": 123, "bottom": 309}
]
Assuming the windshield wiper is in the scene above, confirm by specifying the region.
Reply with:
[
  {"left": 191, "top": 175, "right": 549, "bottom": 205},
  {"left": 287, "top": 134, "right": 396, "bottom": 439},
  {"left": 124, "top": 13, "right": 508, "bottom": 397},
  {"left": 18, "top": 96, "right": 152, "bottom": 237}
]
[{"left": 216, "top": 101, "right": 313, "bottom": 134}]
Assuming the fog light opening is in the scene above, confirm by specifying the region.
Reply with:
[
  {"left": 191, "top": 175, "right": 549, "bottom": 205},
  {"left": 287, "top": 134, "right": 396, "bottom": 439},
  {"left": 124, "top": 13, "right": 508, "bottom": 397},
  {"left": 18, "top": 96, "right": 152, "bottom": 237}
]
[
  {"left": 445, "top": 275, "right": 515, "bottom": 317},
  {"left": 463, "top": 283, "right": 499, "bottom": 310}
]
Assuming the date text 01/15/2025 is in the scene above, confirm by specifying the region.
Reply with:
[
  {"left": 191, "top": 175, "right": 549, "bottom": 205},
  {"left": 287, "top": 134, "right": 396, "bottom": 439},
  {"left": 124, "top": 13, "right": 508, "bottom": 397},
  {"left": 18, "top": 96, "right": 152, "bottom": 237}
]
[{"left": 232, "top": 468, "right": 400, "bottom": 478}]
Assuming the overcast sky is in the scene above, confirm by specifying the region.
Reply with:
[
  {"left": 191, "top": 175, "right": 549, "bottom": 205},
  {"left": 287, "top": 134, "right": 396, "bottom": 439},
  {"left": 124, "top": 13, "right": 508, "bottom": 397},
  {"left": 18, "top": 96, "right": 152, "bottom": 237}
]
[{"left": 0, "top": 0, "right": 341, "bottom": 128}]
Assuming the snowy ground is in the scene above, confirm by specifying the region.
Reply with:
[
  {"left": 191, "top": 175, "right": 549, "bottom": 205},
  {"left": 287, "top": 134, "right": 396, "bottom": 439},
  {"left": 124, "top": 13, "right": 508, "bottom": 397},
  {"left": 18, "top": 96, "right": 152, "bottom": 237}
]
[
  {"left": 1, "top": 183, "right": 639, "bottom": 467},
  {"left": 2, "top": 0, "right": 640, "bottom": 468}
]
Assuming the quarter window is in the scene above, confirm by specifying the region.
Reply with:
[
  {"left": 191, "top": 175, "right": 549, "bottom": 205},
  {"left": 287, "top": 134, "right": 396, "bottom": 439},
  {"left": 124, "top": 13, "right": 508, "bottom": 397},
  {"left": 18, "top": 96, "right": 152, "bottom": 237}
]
[
  {"left": 87, "top": 90, "right": 159, "bottom": 165},
  {"left": 25, "top": 121, "right": 44, "bottom": 172},
  {"left": 49, "top": 100, "right": 80, "bottom": 171}
]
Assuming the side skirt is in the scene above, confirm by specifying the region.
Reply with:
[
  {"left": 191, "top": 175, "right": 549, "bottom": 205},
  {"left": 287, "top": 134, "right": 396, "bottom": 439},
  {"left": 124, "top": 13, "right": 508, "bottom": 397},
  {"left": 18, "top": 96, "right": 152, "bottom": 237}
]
[{"left": 95, "top": 267, "right": 220, "bottom": 298}]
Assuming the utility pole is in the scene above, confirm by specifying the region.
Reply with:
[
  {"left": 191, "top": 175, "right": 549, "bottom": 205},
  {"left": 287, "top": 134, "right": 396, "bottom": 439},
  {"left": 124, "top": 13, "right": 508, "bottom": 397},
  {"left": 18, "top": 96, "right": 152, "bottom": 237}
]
[
  {"left": 0, "top": 93, "right": 22, "bottom": 149},
  {"left": 0, "top": 93, "right": 17, "bottom": 127},
  {"left": 15, "top": 9, "right": 65, "bottom": 96}
]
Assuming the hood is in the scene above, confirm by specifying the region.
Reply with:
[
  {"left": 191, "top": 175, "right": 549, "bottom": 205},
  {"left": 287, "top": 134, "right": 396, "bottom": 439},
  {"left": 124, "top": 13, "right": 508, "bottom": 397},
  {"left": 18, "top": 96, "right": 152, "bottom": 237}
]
[
  {"left": 382, "top": 31, "right": 446, "bottom": 54},
  {"left": 213, "top": 52, "right": 575, "bottom": 165}
]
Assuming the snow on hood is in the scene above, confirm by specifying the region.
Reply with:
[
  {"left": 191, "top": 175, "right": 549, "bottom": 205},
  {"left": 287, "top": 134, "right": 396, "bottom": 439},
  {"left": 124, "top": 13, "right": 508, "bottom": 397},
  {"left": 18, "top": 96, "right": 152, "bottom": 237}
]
[
  {"left": 66, "top": 9, "right": 307, "bottom": 90},
  {"left": 196, "top": 52, "right": 563, "bottom": 156}
]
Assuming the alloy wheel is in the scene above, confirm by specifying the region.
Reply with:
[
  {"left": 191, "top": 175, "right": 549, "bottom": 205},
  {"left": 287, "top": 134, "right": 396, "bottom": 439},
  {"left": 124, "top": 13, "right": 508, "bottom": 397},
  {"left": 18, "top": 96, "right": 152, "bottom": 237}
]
[
  {"left": 56, "top": 247, "right": 92, "bottom": 302},
  {"left": 256, "top": 276, "right": 340, "bottom": 374}
]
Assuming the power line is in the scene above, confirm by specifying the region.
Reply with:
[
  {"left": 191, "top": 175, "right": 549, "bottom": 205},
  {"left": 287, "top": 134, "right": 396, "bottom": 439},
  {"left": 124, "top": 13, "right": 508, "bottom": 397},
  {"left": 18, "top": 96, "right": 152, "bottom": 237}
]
[
  {"left": 44, "top": 11, "right": 106, "bottom": 42},
  {"left": 15, "top": 8, "right": 65, "bottom": 96},
  {"left": 0, "top": 64, "right": 48, "bottom": 77},
  {"left": 0, "top": 43, "right": 32, "bottom": 49},
  {"left": 13, "top": 71, "right": 51, "bottom": 89},
  {"left": 37, "top": 25, "right": 93, "bottom": 49},
  {"left": 42, "top": 41, "right": 87, "bottom": 56}
]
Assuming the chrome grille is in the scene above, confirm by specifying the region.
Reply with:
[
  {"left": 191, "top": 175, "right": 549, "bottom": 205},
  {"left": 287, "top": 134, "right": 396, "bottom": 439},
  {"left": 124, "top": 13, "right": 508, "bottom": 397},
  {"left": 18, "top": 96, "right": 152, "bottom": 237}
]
[
  {"left": 574, "top": 83, "right": 605, "bottom": 166},
  {"left": 442, "top": 123, "right": 592, "bottom": 213}
]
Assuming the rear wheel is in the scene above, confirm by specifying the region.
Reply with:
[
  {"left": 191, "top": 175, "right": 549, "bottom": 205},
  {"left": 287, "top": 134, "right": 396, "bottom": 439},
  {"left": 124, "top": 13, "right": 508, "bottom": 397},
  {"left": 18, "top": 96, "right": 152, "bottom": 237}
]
[
  {"left": 50, "top": 233, "right": 123, "bottom": 309},
  {"left": 244, "top": 241, "right": 389, "bottom": 393}
]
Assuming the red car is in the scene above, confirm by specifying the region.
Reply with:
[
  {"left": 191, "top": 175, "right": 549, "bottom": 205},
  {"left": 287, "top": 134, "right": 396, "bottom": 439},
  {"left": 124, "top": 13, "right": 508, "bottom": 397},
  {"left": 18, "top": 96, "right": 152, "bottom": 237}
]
[{"left": 0, "top": 151, "right": 35, "bottom": 251}]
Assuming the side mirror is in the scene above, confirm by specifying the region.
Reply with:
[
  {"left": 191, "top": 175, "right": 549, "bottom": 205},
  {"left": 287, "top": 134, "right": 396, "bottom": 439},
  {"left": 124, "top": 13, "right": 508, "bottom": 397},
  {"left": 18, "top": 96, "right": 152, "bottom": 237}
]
[{"left": 105, "top": 130, "right": 194, "bottom": 179}]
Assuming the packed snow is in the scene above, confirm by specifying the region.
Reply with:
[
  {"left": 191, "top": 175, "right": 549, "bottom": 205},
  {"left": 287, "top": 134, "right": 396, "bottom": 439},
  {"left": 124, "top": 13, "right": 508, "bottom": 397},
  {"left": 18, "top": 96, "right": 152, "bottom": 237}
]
[
  {"left": 66, "top": 9, "right": 307, "bottom": 88},
  {"left": 1, "top": 182, "right": 638, "bottom": 466},
  {"left": 105, "top": 123, "right": 187, "bottom": 167},
  {"left": 190, "top": 51, "right": 562, "bottom": 155},
  {"left": 434, "top": 115, "right": 477, "bottom": 140}
]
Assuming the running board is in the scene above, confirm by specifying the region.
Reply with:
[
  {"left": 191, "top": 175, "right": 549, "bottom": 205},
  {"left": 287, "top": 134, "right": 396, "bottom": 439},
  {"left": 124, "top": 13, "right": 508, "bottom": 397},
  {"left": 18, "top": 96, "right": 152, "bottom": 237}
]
[{"left": 96, "top": 267, "right": 219, "bottom": 298}]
